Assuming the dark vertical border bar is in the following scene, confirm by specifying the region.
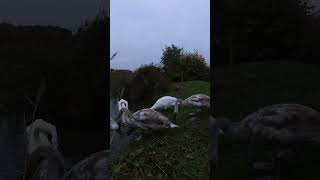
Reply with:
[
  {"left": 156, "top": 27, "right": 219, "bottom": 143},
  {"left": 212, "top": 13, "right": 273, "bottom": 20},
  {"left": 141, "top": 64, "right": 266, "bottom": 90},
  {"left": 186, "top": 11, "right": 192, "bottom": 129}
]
[{"left": 210, "top": 0, "right": 216, "bottom": 179}]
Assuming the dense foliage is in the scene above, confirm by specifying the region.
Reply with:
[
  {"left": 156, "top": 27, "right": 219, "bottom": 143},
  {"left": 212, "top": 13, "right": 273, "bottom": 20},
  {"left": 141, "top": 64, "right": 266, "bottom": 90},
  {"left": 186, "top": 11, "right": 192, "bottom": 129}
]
[
  {"left": 160, "top": 44, "right": 183, "bottom": 81},
  {"left": 128, "top": 63, "right": 170, "bottom": 101},
  {"left": 0, "top": 13, "right": 109, "bottom": 154},
  {"left": 160, "top": 44, "right": 209, "bottom": 82},
  {"left": 213, "top": 0, "right": 320, "bottom": 65},
  {"left": 181, "top": 50, "right": 210, "bottom": 81}
]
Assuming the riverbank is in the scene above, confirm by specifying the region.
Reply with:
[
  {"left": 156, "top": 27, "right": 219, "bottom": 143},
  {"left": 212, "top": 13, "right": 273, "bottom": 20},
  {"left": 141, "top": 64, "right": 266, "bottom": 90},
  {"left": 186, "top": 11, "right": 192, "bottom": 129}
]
[{"left": 110, "top": 81, "right": 210, "bottom": 179}]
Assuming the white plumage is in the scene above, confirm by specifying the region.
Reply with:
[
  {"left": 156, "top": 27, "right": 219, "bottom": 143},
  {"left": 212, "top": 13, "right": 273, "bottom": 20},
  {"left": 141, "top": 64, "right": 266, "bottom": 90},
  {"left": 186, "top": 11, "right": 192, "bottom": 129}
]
[
  {"left": 150, "top": 96, "right": 179, "bottom": 110},
  {"left": 118, "top": 99, "right": 128, "bottom": 111}
]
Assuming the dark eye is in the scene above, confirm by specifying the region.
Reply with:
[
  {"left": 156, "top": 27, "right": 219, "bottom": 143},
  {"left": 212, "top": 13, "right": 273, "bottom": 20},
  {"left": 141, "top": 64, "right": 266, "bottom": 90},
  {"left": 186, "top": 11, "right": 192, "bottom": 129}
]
[{"left": 48, "top": 134, "right": 53, "bottom": 143}]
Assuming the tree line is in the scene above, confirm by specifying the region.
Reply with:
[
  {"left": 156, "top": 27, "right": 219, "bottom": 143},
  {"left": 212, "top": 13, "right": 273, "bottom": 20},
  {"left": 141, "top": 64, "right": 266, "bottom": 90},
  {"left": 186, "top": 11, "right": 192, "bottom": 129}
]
[
  {"left": 161, "top": 44, "right": 210, "bottom": 82},
  {"left": 110, "top": 44, "right": 209, "bottom": 103},
  {"left": 213, "top": 0, "right": 320, "bottom": 65}
]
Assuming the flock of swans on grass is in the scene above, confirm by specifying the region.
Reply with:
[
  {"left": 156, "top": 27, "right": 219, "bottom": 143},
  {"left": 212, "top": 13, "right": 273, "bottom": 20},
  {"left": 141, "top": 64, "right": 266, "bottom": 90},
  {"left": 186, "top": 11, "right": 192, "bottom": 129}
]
[
  {"left": 23, "top": 93, "right": 210, "bottom": 179},
  {"left": 210, "top": 103, "right": 320, "bottom": 179},
  {"left": 14, "top": 64, "right": 319, "bottom": 178},
  {"left": 26, "top": 95, "right": 320, "bottom": 178},
  {"left": 110, "top": 94, "right": 210, "bottom": 132}
]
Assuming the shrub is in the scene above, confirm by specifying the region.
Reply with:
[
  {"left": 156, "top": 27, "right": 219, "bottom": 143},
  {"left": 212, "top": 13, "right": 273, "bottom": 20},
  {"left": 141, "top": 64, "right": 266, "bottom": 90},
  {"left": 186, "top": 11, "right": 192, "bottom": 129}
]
[
  {"left": 128, "top": 63, "right": 169, "bottom": 101},
  {"left": 160, "top": 44, "right": 210, "bottom": 82},
  {"left": 110, "top": 69, "right": 133, "bottom": 97},
  {"left": 160, "top": 44, "right": 183, "bottom": 81},
  {"left": 181, "top": 50, "right": 210, "bottom": 81}
]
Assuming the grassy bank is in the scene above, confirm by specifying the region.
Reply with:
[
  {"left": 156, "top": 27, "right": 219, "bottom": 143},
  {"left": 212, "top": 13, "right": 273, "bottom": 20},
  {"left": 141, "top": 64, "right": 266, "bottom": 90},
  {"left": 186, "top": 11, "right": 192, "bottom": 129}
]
[
  {"left": 111, "top": 81, "right": 210, "bottom": 180},
  {"left": 212, "top": 61, "right": 320, "bottom": 179}
]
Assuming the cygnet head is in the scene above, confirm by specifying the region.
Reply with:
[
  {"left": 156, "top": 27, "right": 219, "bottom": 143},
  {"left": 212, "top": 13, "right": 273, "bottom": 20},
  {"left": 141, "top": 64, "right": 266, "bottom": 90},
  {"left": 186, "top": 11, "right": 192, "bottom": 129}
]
[{"left": 118, "top": 99, "right": 128, "bottom": 111}]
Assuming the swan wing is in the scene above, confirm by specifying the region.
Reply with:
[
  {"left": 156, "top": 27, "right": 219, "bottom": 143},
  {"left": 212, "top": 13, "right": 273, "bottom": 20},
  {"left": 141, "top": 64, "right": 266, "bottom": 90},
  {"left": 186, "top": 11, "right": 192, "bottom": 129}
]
[
  {"left": 64, "top": 150, "right": 109, "bottom": 180},
  {"left": 130, "top": 109, "right": 170, "bottom": 128},
  {"left": 184, "top": 94, "right": 210, "bottom": 107},
  {"left": 242, "top": 104, "right": 320, "bottom": 143}
]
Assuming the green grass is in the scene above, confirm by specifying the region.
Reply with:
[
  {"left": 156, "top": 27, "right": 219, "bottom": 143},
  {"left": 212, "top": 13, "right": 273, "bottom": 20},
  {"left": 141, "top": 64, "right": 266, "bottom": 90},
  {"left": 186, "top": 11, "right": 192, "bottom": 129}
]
[
  {"left": 111, "top": 81, "right": 210, "bottom": 180},
  {"left": 213, "top": 61, "right": 320, "bottom": 179}
]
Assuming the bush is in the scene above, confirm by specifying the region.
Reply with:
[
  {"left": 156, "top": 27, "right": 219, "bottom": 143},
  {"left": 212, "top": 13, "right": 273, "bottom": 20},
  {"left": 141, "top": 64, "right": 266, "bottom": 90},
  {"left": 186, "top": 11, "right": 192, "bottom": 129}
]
[
  {"left": 181, "top": 50, "right": 210, "bottom": 81},
  {"left": 160, "top": 44, "right": 183, "bottom": 81},
  {"left": 128, "top": 63, "right": 169, "bottom": 101},
  {"left": 110, "top": 69, "right": 133, "bottom": 97},
  {"left": 160, "top": 44, "right": 209, "bottom": 82}
]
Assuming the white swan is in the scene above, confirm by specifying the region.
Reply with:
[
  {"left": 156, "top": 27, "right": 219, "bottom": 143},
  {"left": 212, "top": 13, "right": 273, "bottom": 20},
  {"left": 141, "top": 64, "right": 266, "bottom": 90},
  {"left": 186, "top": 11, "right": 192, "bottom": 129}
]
[
  {"left": 150, "top": 96, "right": 184, "bottom": 122},
  {"left": 150, "top": 96, "right": 182, "bottom": 110},
  {"left": 26, "top": 119, "right": 59, "bottom": 155}
]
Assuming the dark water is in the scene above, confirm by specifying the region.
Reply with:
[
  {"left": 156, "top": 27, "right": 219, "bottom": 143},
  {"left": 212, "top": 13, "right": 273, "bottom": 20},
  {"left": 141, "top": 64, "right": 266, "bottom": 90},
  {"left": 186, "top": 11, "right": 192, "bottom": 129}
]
[{"left": 0, "top": 113, "right": 26, "bottom": 180}]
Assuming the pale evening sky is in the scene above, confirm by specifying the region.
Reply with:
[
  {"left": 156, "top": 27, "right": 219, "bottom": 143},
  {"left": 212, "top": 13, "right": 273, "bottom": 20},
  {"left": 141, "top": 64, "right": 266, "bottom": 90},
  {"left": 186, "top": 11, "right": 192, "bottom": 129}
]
[{"left": 110, "top": 0, "right": 210, "bottom": 70}]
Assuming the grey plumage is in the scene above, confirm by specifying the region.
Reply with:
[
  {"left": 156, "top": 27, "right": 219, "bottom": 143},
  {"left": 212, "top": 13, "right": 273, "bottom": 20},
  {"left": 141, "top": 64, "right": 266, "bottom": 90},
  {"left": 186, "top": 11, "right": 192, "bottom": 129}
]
[
  {"left": 26, "top": 146, "right": 108, "bottom": 180},
  {"left": 183, "top": 94, "right": 210, "bottom": 108},
  {"left": 118, "top": 108, "right": 178, "bottom": 130},
  {"left": 213, "top": 104, "right": 320, "bottom": 179},
  {"left": 64, "top": 150, "right": 109, "bottom": 180},
  {"left": 216, "top": 104, "right": 320, "bottom": 145}
]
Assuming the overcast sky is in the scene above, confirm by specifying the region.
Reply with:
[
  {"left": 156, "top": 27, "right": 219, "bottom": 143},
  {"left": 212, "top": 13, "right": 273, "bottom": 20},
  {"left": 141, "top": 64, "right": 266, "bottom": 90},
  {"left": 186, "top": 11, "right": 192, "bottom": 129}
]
[
  {"left": 110, "top": 0, "right": 210, "bottom": 70},
  {"left": 0, "top": 0, "right": 108, "bottom": 31},
  {"left": 1, "top": 0, "right": 318, "bottom": 71}
]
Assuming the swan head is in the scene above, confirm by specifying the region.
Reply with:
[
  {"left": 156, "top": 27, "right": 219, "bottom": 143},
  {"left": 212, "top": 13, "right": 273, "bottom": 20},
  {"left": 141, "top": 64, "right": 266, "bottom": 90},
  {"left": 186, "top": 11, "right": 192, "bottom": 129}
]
[
  {"left": 118, "top": 99, "right": 128, "bottom": 111},
  {"left": 26, "top": 119, "right": 59, "bottom": 154}
]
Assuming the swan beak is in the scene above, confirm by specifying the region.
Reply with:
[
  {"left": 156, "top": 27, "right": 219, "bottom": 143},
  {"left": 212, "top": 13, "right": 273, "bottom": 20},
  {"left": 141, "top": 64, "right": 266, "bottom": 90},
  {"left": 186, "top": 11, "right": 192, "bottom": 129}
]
[{"left": 170, "top": 123, "right": 179, "bottom": 128}]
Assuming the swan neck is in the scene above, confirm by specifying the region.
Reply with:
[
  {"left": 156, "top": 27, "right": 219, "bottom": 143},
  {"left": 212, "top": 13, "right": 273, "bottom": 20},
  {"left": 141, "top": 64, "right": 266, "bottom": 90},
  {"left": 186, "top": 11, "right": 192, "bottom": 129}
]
[
  {"left": 174, "top": 100, "right": 179, "bottom": 114},
  {"left": 118, "top": 108, "right": 132, "bottom": 123}
]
